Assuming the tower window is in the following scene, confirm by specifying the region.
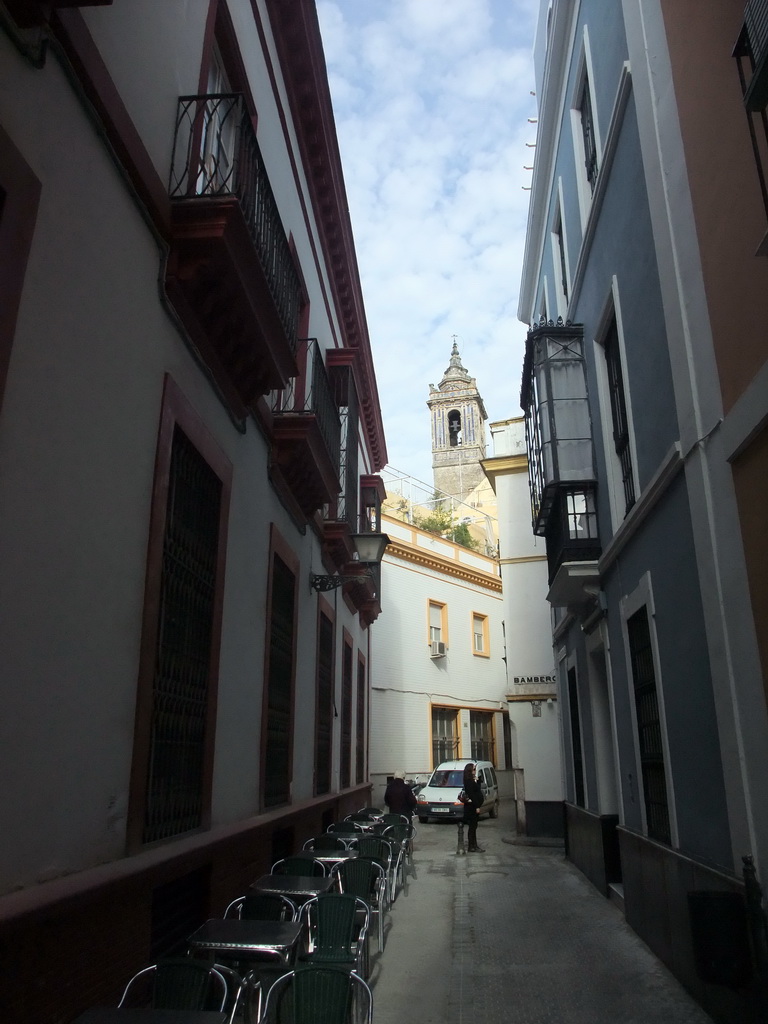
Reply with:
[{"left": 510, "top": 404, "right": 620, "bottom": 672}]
[{"left": 448, "top": 410, "right": 462, "bottom": 446}]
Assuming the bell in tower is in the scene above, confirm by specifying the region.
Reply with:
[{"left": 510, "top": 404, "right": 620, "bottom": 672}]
[{"left": 427, "top": 340, "right": 488, "bottom": 502}]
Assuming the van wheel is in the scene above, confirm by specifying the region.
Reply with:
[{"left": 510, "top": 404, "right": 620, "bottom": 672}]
[
  {"left": 418, "top": 816, "right": 428, "bottom": 824},
  {"left": 489, "top": 802, "right": 498, "bottom": 819}
]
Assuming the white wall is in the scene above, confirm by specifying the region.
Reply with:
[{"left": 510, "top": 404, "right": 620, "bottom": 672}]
[
  {"left": 0, "top": 13, "right": 372, "bottom": 893},
  {"left": 369, "top": 519, "right": 507, "bottom": 803}
]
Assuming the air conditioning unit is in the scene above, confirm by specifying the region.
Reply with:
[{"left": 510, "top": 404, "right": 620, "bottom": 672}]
[{"left": 430, "top": 641, "right": 446, "bottom": 658}]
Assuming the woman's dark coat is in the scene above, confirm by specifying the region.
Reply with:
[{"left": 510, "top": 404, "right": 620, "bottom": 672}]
[{"left": 462, "top": 776, "right": 484, "bottom": 823}]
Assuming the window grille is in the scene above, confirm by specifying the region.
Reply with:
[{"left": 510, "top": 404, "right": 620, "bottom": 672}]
[
  {"left": 579, "top": 77, "right": 598, "bottom": 193},
  {"left": 432, "top": 707, "right": 459, "bottom": 765},
  {"left": 604, "top": 319, "right": 635, "bottom": 516},
  {"left": 335, "top": 367, "right": 359, "bottom": 527},
  {"left": 734, "top": 6, "right": 768, "bottom": 226},
  {"left": 315, "top": 612, "right": 334, "bottom": 795},
  {"left": 555, "top": 215, "right": 568, "bottom": 301},
  {"left": 340, "top": 640, "right": 353, "bottom": 790},
  {"left": 567, "top": 667, "right": 585, "bottom": 807},
  {"left": 469, "top": 711, "right": 495, "bottom": 763},
  {"left": 356, "top": 658, "right": 366, "bottom": 784},
  {"left": 264, "top": 554, "right": 295, "bottom": 808},
  {"left": 143, "top": 427, "right": 221, "bottom": 844},
  {"left": 628, "top": 607, "right": 670, "bottom": 844}
]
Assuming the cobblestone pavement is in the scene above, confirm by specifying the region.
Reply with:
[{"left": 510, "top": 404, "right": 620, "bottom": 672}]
[{"left": 368, "top": 811, "right": 714, "bottom": 1024}]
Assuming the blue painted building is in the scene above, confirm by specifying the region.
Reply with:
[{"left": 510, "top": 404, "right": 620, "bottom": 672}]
[{"left": 518, "top": 3, "right": 768, "bottom": 1022}]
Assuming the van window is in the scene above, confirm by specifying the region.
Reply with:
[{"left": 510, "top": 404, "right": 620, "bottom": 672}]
[
  {"left": 429, "top": 769, "right": 464, "bottom": 788},
  {"left": 489, "top": 768, "right": 498, "bottom": 786}
]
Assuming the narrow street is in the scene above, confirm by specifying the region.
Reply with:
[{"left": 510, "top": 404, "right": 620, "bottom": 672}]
[{"left": 369, "top": 809, "right": 714, "bottom": 1024}]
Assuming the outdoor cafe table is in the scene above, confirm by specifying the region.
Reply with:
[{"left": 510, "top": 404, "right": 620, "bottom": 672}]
[
  {"left": 249, "top": 873, "right": 335, "bottom": 903},
  {"left": 73, "top": 1011, "right": 225, "bottom": 1024},
  {"left": 187, "top": 918, "right": 305, "bottom": 965},
  {"left": 292, "top": 848, "right": 358, "bottom": 869}
]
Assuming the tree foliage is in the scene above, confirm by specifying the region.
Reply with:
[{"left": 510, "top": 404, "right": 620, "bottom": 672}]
[{"left": 414, "top": 505, "right": 480, "bottom": 551}]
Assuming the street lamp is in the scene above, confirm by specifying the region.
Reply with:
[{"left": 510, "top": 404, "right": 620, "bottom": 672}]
[{"left": 309, "top": 531, "right": 390, "bottom": 592}]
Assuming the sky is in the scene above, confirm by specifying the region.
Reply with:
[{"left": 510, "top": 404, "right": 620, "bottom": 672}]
[{"left": 316, "top": 0, "right": 540, "bottom": 486}]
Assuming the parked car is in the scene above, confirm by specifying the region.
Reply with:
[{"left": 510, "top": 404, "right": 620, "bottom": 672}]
[{"left": 416, "top": 760, "right": 499, "bottom": 823}]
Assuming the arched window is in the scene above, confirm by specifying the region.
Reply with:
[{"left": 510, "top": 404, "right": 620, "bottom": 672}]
[{"left": 448, "top": 409, "right": 462, "bottom": 446}]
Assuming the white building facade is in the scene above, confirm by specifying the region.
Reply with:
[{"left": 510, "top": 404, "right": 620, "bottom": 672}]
[
  {"left": 484, "top": 417, "right": 563, "bottom": 836},
  {"left": 0, "top": 2, "right": 386, "bottom": 1019},
  {"left": 369, "top": 514, "right": 510, "bottom": 807}
]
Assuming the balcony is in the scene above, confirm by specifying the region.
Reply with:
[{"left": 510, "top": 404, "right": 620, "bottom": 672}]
[
  {"left": 521, "top": 318, "right": 601, "bottom": 602},
  {"left": 165, "top": 94, "right": 301, "bottom": 417},
  {"left": 5, "top": 0, "right": 112, "bottom": 28},
  {"left": 319, "top": 355, "right": 360, "bottom": 567},
  {"left": 544, "top": 486, "right": 601, "bottom": 606},
  {"left": 734, "top": 1, "right": 768, "bottom": 238},
  {"left": 270, "top": 339, "right": 341, "bottom": 519},
  {"left": 739, "top": 0, "right": 768, "bottom": 110}
]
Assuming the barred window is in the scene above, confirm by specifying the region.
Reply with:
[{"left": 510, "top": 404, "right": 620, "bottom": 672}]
[
  {"left": 567, "top": 666, "right": 585, "bottom": 807},
  {"left": 143, "top": 427, "right": 222, "bottom": 843},
  {"left": 470, "top": 711, "right": 495, "bottom": 764},
  {"left": 264, "top": 553, "right": 296, "bottom": 808},
  {"left": 315, "top": 612, "right": 334, "bottom": 795},
  {"left": 355, "top": 657, "right": 367, "bottom": 784},
  {"left": 432, "top": 707, "right": 459, "bottom": 765},
  {"left": 579, "top": 77, "right": 598, "bottom": 193},
  {"left": 628, "top": 607, "right": 670, "bottom": 844},
  {"left": 604, "top": 318, "right": 635, "bottom": 516},
  {"left": 340, "top": 638, "right": 353, "bottom": 790}
]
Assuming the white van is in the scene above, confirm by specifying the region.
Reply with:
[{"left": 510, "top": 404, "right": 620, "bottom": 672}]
[{"left": 416, "top": 759, "right": 499, "bottom": 823}]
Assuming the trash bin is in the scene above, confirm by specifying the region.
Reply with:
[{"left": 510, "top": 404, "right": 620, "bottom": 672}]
[{"left": 687, "top": 889, "right": 752, "bottom": 988}]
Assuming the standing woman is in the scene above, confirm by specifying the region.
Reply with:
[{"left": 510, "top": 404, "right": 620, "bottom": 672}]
[{"left": 462, "top": 762, "right": 485, "bottom": 852}]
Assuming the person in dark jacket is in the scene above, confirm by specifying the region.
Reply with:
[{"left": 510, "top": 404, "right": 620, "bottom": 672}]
[
  {"left": 462, "top": 762, "right": 485, "bottom": 852},
  {"left": 384, "top": 770, "right": 418, "bottom": 818}
]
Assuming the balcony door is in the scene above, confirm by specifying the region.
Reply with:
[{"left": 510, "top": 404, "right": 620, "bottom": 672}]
[{"left": 198, "top": 43, "right": 238, "bottom": 195}]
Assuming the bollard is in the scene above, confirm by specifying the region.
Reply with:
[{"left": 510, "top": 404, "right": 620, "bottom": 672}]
[{"left": 457, "top": 822, "right": 466, "bottom": 856}]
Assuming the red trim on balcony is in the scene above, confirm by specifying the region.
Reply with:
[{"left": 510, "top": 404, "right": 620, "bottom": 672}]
[
  {"left": 271, "top": 414, "right": 341, "bottom": 518},
  {"left": 264, "top": 0, "right": 388, "bottom": 471},
  {"left": 321, "top": 520, "right": 357, "bottom": 570},
  {"left": 165, "top": 196, "right": 299, "bottom": 413}
]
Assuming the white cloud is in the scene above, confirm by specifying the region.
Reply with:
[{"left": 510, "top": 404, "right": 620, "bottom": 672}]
[{"left": 317, "top": 0, "right": 538, "bottom": 483}]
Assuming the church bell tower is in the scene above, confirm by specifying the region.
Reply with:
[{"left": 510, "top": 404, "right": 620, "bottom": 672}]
[{"left": 427, "top": 340, "right": 488, "bottom": 502}]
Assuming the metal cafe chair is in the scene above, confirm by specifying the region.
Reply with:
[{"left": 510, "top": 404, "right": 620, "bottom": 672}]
[
  {"left": 379, "top": 812, "right": 410, "bottom": 827},
  {"left": 330, "top": 858, "right": 387, "bottom": 952},
  {"left": 272, "top": 855, "right": 327, "bottom": 877},
  {"left": 224, "top": 891, "right": 299, "bottom": 921},
  {"left": 260, "top": 964, "right": 373, "bottom": 1024},
  {"left": 382, "top": 823, "right": 415, "bottom": 897},
  {"left": 298, "top": 892, "right": 371, "bottom": 979},
  {"left": 118, "top": 957, "right": 230, "bottom": 1012},
  {"left": 348, "top": 836, "right": 396, "bottom": 909}
]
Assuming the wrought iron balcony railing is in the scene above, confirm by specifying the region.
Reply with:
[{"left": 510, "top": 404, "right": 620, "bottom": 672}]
[
  {"left": 169, "top": 93, "right": 301, "bottom": 356},
  {"left": 735, "top": 1, "right": 768, "bottom": 225},
  {"left": 270, "top": 339, "right": 341, "bottom": 479}
]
